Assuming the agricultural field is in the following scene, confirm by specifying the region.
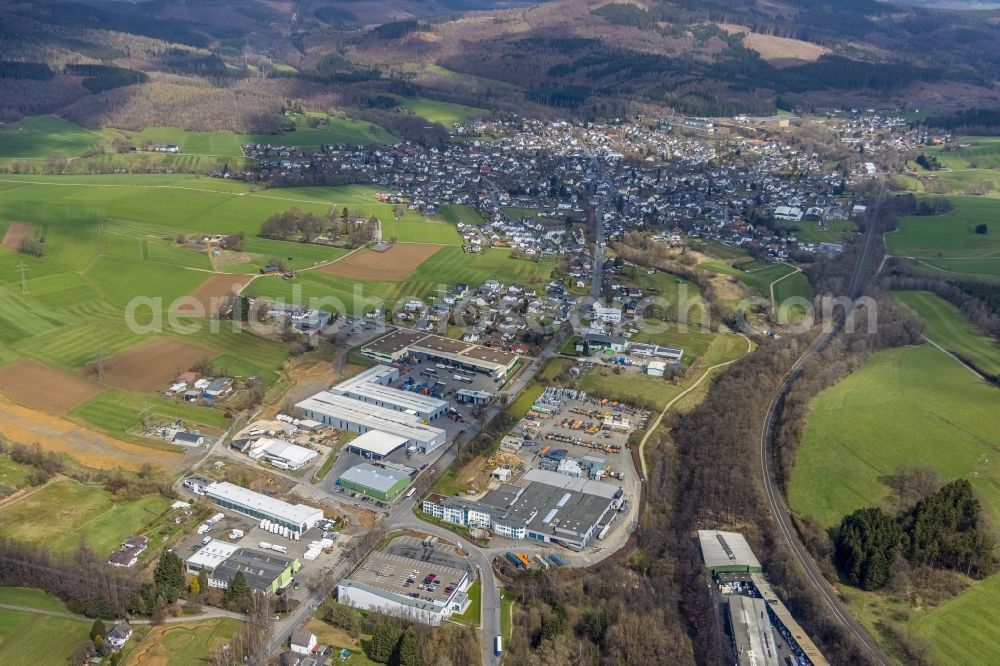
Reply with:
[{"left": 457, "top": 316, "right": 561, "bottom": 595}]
[
  {"left": 240, "top": 113, "right": 396, "bottom": 148},
  {"left": 788, "top": 345, "right": 1000, "bottom": 529},
  {"left": 886, "top": 196, "right": 1000, "bottom": 279},
  {"left": 440, "top": 204, "right": 486, "bottom": 226},
  {"left": 125, "top": 617, "right": 244, "bottom": 666},
  {"left": 71, "top": 388, "right": 230, "bottom": 433},
  {"left": 320, "top": 244, "right": 444, "bottom": 281},
  {"left": 906, "top": 574, "right": 1000, "bottom": 666},
  {"left": 0, "top": 477, "right": 172, "bottom": 555},
  {"left": 397, "top": 97, "right": 487, "bottom": 126},
  {"left": 0, "top": 606, "right": 91, "bottom": 664},
  {"left": 0, "top": 116, "right": 101, "bottom": 158},
  {"left": 892, "top": 291, "right": 1000, "bottom": 377}
]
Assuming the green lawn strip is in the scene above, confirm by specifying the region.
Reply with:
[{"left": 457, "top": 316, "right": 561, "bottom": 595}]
[
  {"left": 891, "top": 290, "right": 1000, "bottom": 376},
  {"left": 788, "top": 345, "right": 1000, "bottom": 529},
  {"left": 451, "top": 580, "right": 482, "bottom": 626}
]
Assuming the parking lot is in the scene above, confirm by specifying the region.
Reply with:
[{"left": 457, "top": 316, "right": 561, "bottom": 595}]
[{"left": 383, "top": 535, "right": 473, "bottom": 575}]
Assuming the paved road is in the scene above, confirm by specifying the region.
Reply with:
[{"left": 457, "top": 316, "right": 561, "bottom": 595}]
[{"left": 758, "top": 180, "right": 892, "bottom": 666}]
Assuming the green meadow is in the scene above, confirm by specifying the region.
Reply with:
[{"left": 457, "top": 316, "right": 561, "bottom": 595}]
[
  {"left": 700, "top": 260, "right": 807, "bottom": 301},
  {"left": 0, "top": 477, "right": 171, "bottom": 555},
  {"left": 0, "top": 116, "right": 102, "bottom": 158},
  {"left": 892, "top": 291, "right": 1000, "bottom": 377},
  {"left": 785, "top": 219, "right": 857, "bottom": 243},
  {"left": 789, "top": 345, "right": 1000, "bottom": 529},
  {"left": 0, "top": 607, "right": 91, "bottom": 664},
  {"left": 398, "top": 97, "right": 487, "bottom": 126},
  {"left": 886, "top": 196, "right": 1000, "bottom": 279}
]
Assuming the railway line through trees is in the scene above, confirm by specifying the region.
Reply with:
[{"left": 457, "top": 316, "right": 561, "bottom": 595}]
[{"left": 759, "top": 180, "right": 894, "bottom": 666}]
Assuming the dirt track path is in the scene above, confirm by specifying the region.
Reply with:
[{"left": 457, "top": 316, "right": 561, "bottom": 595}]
[{"left": 637, "top": 333, "right": 753, "bottom": 476}]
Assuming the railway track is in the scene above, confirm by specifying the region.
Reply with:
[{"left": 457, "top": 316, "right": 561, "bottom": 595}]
[{"left": 758, "top": 180, "right": 894, "bottom": 666}]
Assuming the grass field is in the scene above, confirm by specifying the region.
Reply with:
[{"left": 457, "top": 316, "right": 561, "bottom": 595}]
[
  {"left": 71, "top": 388, "right": 230, "bottom": 433},
  {"left": 451, "top": 580, "right": 482, "bottom": 626},
  {"left": 0, "top": 478, "right": 171, "bottom": 555},
  {"left": 0, "top": 587, "right": 72, "bottom": 613},
  {"left": 125, "top": 617, "right": 244, "bottom": 666},
  {"left": 781, "top": 219, "right": 857, "bottom": 243},
  {"left": 789, "top": 345, "right": 1000, "bottom": 529},
  {"left": 0, "top": 116, "right": 101, "bottom": 158},
  {"left": 576, "top": 367, "right": 683, "bottom": 409},
  {"left": 0, "top": 456, "right": 34, "bottom": 495},
  {"left": 907, "top": 574, "right": 1000, "bottom": 666},
  {"left": 891, "top": 291, "right": 1000, "bottom": 377},
  {"left": 700, "top": 260, "right": 805, "bottom": 300},
  {"left": 398, "top": 97, "right": 487, "bottom": 125},
  {"left": 0, "top": 607, "right": 91, "bottom": 664},
  {"left": 440, "top": 204, "right": 485, "bottom": 226},
  {"left": 886, "top": 196, "right": 1000, "bottom": 279}
]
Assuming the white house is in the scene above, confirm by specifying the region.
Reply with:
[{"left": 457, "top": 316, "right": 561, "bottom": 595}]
[
  {"left": 290, "top": 627, "right": 318, "bottom": 655},
  {"left": 107, "top": 621, "right": 132, "bottom": 652}
]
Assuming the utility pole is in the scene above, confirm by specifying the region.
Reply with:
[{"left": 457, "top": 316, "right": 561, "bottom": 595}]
[
  {"left": 139, "top": 405, "right": 152, "bottom": 431},
  {"left": 94, "top": 346, "right": 105, "bottom": 380},
  {"left": 15, "top": 262, "right": 28, "bottom": 294}
]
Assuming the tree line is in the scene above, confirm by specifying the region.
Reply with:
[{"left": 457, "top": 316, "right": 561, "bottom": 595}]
[{"left": 259, "top": 207, "right": 378, "bottom": 248}]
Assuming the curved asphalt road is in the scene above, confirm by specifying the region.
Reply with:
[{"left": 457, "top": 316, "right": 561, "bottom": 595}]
[{"left": 758, "top": 180, "right": 892, "bottom": 666}]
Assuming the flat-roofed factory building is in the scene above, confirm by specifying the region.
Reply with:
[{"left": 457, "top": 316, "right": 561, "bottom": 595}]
[
  {"left": 361, "top": 329, "right": 519, "bottom": 380},
  {"left": 337, "top": 463, "right": 411, "bottom": 500},
  {"left": 337, "top": 551, "right": 471, "bottom": 626},
  {"left": 345, "top": 430, "right": 410, "bottom": 461},
  {"left": 198, "top": 480, "right": 324, "bottom": 537},
  {"left": 330, "top": 365, "right": 448, "bottom": 421},
  {"left": 698, "top": 530, "right": 763, "bottom": 574},
  {"left": 296, "top": 391, "right": 446, "bottom": 453}
]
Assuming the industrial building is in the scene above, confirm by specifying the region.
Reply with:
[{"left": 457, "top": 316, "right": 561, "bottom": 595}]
[
  {"left": 345, "top": 430, "right": 410, "bottom": 461},
  {"left": 329, "top": 365, "right": 448, "bottom": 421},
  {"left": 185, "top": 539, "right": 299, "bottom": 593},
  {"left": 337, "top": 551, "right": 471, "bottom": 626},
  {"left": 337, "top": 463, "right": 411, "bottom": 500},
  {"left": 361, "top": 329, "right": 519, "bottom": 380},
  {"left": 727, "top": 594, "right": 780, "bottom": 666},
  {"left": 296, "top": 391, "right": 446, "bottom": 453},
  {"left": 422, "top": 469, "right": 623, "bottom": 549},
  {"left": 247, "top": 437, "right": 319, "bottom": 470},
  {"left": 698, "top": 530, "right": 763, "bottom": 574},
  {"left": 197, "top": 480, "right": 324, "bottom": 537}
]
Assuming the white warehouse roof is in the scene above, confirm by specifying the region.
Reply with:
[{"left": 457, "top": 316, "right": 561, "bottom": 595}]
[
  {"left": 348, "top": 430, "right": 410, "bottom": 457},
  {"left": 204, "top": 482, "right": 324, "bottom": 528},
  {"left": 332, "top": 365, "right": 448, "bottom": 415},
  {"left": 186, "top": 538, "right": 239, "bottom": 571},
  {"left": 296, "top": 392, "right": 445, "bottom": 445},
  {"left": 697, "top": 530, "right": 762, "bottom": 571}
]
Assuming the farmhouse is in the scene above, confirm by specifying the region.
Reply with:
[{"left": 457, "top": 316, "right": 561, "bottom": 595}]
[
  {"left": 362, "top": 329, "right": 518, "bottom": 380},
  {"left": 330, "top": 365, "right": 448, "bottom": 421},
  {"left": 337, "top": 463, "right": 411, "bottom": 500},
  {"left": 107, "top": 535, "right": 148, "bottom": 568},
  {"left": 296, "top": 391, "right": 446, "bottom": 453},
  {"left": 337, "top": 551, "right": 471, "bottom": 626},
  {"left": 197, "top": 480, "right": 324, "bottom": 536}
]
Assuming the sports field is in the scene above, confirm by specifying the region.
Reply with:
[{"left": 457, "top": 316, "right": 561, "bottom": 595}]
[
  {"left": 125, "top": 617, "right": 244, "bottom": 666},
  {"left": 886, "top": 196, "right": 1000, "bottom": 279},
  {"left": 0, "top": 477, "right": 171, "bottom": 554},
  {"left": 891, "top": 291, "right": 1000, "bottom": 377},
  {"left": 789, "top": 345, "right": 1000, "bottom": 529}
]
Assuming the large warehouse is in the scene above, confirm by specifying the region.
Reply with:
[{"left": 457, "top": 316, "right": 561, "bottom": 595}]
[
  {"left": 198, "top": 480, "right": 324, "bottom": 537},
  {"left": 361, "top": 329, "right": 519, "bottom": 380},
  {"left": 728, "top": 594, "right": 780, "bottom": 666},
  {"left": 330, "top": 365, "right": 448, "bottom": 421},
  {"left": 185, "top": 539, "right": 298, "bottom": 593},
  {"left": 422, "top": 469, "right": 623, "bottom": 549},
  {"left": 337, "top": 551, "right": 471, "bottom": 626},
  {"left": 337, "top": 463, "right": 411, "bottom": 500},
  {"left": 345, "top": 430, "right": 410, "bottom": 461},
  {"left": 296, "top": 391, "right": 446, "bottom": 453},
  {"left": 697, "top": 530, "right": 763, "bottom": 574}
]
